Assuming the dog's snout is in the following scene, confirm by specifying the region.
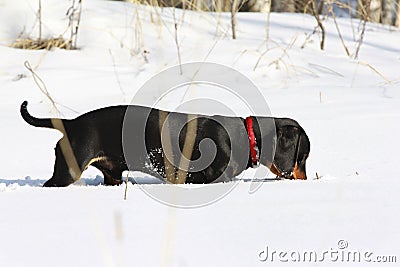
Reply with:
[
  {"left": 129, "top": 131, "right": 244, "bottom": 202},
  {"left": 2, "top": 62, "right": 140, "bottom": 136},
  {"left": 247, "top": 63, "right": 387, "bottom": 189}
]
[{"left": 292, "top": 163, "right": 307, "bottom": 180}]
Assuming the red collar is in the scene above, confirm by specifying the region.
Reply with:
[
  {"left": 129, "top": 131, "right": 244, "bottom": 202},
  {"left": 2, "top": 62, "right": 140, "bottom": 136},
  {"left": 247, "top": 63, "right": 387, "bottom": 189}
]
[{"left": 245, "top": 117, "right": 259, "bottom": 168}]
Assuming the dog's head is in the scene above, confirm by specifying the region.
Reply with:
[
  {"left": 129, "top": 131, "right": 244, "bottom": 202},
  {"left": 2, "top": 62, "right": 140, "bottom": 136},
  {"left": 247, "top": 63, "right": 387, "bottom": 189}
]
[{"left": 272, "top": 124, "right": 310, "bottom": 180}]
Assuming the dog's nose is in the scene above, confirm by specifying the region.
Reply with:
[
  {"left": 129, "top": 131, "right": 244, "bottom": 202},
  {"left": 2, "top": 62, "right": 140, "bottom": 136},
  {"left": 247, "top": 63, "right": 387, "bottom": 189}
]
[{"left": 292, "top": 163, "right": 307, "bottom": 180}]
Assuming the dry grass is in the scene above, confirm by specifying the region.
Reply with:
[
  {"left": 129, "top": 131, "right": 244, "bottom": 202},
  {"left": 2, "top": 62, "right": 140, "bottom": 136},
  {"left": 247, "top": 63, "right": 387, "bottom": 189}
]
[{"left": 11, "top": 37, "right": 75, "bottom": 50}]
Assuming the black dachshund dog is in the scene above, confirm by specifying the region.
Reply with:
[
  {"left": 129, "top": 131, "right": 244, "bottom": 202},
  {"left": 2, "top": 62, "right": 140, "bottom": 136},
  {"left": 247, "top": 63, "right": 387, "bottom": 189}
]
[{"left": 21, "top": 101, "right": 310, "bottom": 187}]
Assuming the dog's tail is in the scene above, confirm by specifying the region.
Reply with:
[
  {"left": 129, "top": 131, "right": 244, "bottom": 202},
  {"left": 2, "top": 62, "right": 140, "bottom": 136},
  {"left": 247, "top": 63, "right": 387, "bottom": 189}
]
[{"left": 20, "top": 101, "right": 54, "bottom": 129}]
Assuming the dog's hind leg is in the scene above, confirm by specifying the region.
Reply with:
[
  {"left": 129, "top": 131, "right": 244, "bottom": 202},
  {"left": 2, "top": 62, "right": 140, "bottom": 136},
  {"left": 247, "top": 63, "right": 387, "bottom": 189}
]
[
  {"left": 91, "top": 160, "right": 124, "bottom": 186},
  {"left": 43, "top": 143, "right": 83, "bottom": 187},
  {"left": 104, "top": 170, "right": 123, "bottom": 186},
  {"left": 98, "top": 167, "right": 123, "bottom": 186}
]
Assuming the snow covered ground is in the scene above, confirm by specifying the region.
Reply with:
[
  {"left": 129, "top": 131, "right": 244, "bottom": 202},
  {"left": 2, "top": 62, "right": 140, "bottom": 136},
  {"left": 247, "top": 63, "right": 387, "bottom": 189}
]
[{"left": 0, "top": 0, "right": 399, "bottom": 266}]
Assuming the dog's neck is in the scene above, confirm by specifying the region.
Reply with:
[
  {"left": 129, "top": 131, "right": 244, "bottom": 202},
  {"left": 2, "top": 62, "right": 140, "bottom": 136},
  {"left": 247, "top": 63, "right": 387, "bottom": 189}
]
[{"left": 244, "top": 116, "right": 261, "bottom": 168}]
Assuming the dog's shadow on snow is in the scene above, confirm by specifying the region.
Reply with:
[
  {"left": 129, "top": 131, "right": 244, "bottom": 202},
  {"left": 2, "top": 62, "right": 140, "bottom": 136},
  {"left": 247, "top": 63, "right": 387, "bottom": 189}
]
[
  {"left": 0, "top": 177, "right": 48, "bottom": 187},
  {"left": 0, "top": 176, "right": 164, "bottom": 187},
  {"left": 0, "top": 176, "right": 282, "bottom": 188}
]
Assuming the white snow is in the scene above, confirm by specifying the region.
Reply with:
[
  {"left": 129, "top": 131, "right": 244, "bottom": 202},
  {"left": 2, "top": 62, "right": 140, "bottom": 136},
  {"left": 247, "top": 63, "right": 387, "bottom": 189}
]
[{"left": 0, "top": 0, "right": 400, "bottom": 266}]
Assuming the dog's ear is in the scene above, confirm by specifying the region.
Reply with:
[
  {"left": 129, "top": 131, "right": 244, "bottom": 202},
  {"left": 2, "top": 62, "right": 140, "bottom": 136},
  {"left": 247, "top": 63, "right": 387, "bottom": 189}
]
[
  {"left": 273, "top": 125, "right": 301, "bottom": 176},
  {"left": 292, "top": 129, "right": 310, "bottom": 180}
]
